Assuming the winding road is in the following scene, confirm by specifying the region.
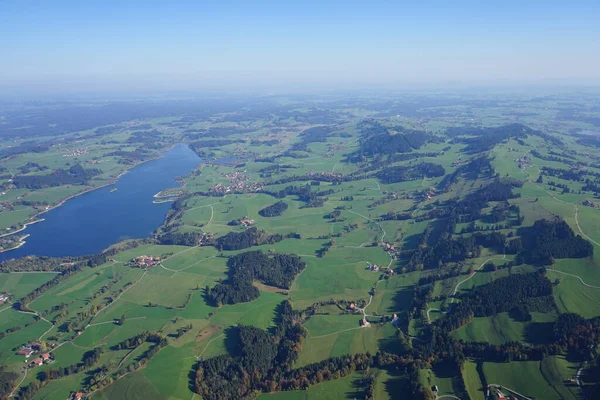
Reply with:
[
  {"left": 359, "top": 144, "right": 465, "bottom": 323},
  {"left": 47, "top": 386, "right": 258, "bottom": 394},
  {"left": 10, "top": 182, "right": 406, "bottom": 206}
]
[{"left": 450, "top": 254, "right": 506, "bottom": 303}]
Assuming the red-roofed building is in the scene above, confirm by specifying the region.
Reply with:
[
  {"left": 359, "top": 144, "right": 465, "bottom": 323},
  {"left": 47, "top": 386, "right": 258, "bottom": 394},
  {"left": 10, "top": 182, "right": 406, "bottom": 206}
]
[
  {"left": 41, "top": 352, "right": 51, "bottom": 361},
  {"left": 32, "top": 358, "right": 43, "bottom": 366},
  {"left": 17, "top": 349, "right": 34, "bottom": 357}
]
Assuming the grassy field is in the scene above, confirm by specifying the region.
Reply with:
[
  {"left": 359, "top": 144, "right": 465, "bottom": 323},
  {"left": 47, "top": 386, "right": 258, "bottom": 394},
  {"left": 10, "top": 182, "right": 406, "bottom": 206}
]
[
  {"left": 258, "top": 371, "right": 368, "bottom": 400},
  {"left": 2, "top": 100, "right": 600, "bottom": 400},
  {"left": 482, "top": 361, "right": 563, "bottom": 400},
  {"left": 462, "top": 361, "right": 485, "bottom": 400},
  {"left": 296, "top": 322, "right": 398, "bottom": 367},
  {"left": 453, "top": 312, "right": 556, "bottom": 345}
]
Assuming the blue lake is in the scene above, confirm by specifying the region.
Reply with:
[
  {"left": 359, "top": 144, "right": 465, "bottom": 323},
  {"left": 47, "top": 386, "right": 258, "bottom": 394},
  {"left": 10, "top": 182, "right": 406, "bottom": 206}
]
[{"left": 0, "top": 144, "right": 200, "bottom": 260}]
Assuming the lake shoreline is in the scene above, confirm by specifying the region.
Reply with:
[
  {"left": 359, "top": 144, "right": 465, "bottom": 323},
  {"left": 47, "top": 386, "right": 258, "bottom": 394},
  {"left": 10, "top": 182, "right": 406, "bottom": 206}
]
[
  {"left": 0, "top": 234, "right": 30, "bottom": 253},
  {"left": 0, "top": 143, "right": 200, "bottom": 260},
  {"left": 0, "top": 144, "right": 177, "bottom": 240}
]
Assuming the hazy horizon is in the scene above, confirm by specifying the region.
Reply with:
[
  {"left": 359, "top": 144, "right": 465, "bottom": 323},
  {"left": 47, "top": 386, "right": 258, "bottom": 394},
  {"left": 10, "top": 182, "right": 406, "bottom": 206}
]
[{"left": 2, "top": 0, "right": 599, "bottom": 96}]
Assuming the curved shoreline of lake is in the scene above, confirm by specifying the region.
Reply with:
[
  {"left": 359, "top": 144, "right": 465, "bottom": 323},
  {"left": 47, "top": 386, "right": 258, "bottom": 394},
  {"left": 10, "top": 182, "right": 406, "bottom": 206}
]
[{"left": 0, "top": 144, "right": 201, "bottom": 260}]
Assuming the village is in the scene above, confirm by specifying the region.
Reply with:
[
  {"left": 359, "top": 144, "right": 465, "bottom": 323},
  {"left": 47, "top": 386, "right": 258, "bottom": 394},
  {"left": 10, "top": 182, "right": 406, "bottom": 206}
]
[
  {"left": 61, "top": 147, "right": 89, "bottom": 158},
  {"left": 514, "top": 154, "right": 532, "bottom": 169},
  {"left": 129, "top": 255, "right": 160, "bottom": 268},
  {"left": 209, "top": 170, "right": 264, "bottom": 195}
]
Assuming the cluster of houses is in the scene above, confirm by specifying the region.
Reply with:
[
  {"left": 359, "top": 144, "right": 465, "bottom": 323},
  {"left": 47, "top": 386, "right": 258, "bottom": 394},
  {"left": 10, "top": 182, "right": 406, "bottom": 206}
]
[
  {"left": 198, "top": 231, "right": 215, "bottom": 246},
  {"left": 16, "top": 342, "right": 56, "bottom": 367},
  {"left": 582, "top": 199, "right": 599, "bottom": 209},
  {"left": 381, "top": 241, "right": 398, "bottom": 256},
  {"left": 515, "top": 155, "right": 532, "bottom": 169},
  {"left": 209, "top": 171, "right": 264, "bottom": 195},
  {"left": 240, "top": 216, "right": 255, "bottom": 227},
  {"left": 61, "top": 148, "right": 88, "bottom": 157},
  {"left": 423, "top": 188, "right": 436, "bottom": 200},
  {"left": 29, "top": 352, "right": 53, "bottom": 367},
  {"left": 130, "top": 255, "right": 160, "bottom": 268},
  {"left": 451, "top": 156, "right": 464, "bottom": 167},
  {"left": 0, "top": 292, "right": 11, "bottom": 304},
  {"left": 367, "top": 260, "right": 396, "bottom": 276},
  {"left": 368, "top": 262, "right": 382, "bottom": 272},
  {"left": 68, "top": 391, "right": 85, "bottom": 400}
]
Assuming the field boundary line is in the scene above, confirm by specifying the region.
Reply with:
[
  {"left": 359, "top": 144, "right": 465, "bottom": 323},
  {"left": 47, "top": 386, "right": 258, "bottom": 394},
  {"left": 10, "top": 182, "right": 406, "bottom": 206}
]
[
  {"left": 309, "top": 326, "right": 362, "bottom": 339},
  {"left": 86, "top": 270, "right": 148, "bottom": 327},
  {"left": 9, "top": 368, "right": 27, "bottom": 398},
  {"left": 547, "top": 269, "right": 600, "bottom": 289},
  {"left": 197, "top": 333, "right": 225, "bottom": 360},
  {"left": 450, "top": 254, "right": 506, "bottom": 303}
]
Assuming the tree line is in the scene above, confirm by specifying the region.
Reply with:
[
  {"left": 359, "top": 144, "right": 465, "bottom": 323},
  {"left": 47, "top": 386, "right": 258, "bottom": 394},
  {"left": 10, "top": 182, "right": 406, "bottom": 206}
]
[{"left": 10, "top": 164, "right": 101, "bottom": 190}]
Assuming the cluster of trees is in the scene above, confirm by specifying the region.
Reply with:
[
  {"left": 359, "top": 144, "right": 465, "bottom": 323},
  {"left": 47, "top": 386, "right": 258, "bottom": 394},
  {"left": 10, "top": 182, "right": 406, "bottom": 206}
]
[
  {"left": 38, "top": 348, "right": 103, "bottom": 382},
  {"left": 437, "top": 156, "right": 495, "bottom": 192},
  {"left": 261, "top": 184, "right": 333, "bottom": 208},
  {"left": 446, "top": 179, "right": 521, "bottom": 223},
  {"left": 408, "top": 216, "right": 526, "bottom": 271},
  {"left": 17, "top": 162, "right": 48, "bottom": 174},
  {"left": 111, "top": 331, "right": 167, "bottom": 350},
  {"left": 194, "top": 301, "right": 309, "bottom": 399},
  {"left": 11, "top": 164, "right": 101, "bottom": 189},
  {"left": 157, "top": 231, "right": 202, "bottom": 246},
  {"left": 207, "top": 251, "right": 305, "bottom": 306},
  {"left": 380, "top": 211, "right": 412, "bottom": 221},
  {"left": 576, "top": 134, "right": 600, "bottom": 148},
  {"left": 195, "top": 298, "right": 434, "bottom": 400},
  {"left": 387, "top": 151, "right": 440, "bottom": 163},
  {"left": 352, "top": 120, "right": 433, "bottom": 158},
  {"left": 105, "top": 148, "right": 152, "bottom": 164},
  {"left": 447, "top": 123, "right": 535, "bottom": 153},
  {"left": 215, "top": 227, "right": 285, "bottom": 251},
  {"left": 437, "top": 270, "right": 556, "bottom": 331},
  {"left": 375, "top": 162, "right": 445, "bottom": 184},
  {"left": 541, "top": 166, "right": 583, "bottom": 182},
  {"left": 409, "top": 234, "right": 482, "bottom": 270},
  {"left": 290, "top": 126, "right": 332, "bottom": 152},
  {"left": 517, "top": 218, "right": 593, "bottom": 265},
  {"left": 324, "top": 209, "right": 346, "bottom": 222},
  {"left": 530, "top": 150, "right": 574, "bottom": 166},
  {"left": 188, "top": 139, "right": 242, "bottom": 156},
  {"left": 258, "top": 201, "right": 288, "bottom": 217},
  {"left": 0, "top": 367, "right": 18, "bottom": 398}
]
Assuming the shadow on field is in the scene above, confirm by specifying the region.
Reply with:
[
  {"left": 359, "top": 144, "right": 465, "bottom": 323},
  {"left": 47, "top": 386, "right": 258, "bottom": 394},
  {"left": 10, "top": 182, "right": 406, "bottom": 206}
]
[
  {"left": 524, "top": 321, "right": 555, "bottom": 344},
  {"left": 188, "top": 362, "right": 198, "bottom": 394},
  {"left": 387, "top": 288, "right": 413, "bottom": 313},
  {"left": 403, "top": 233, "right": 423, "bottom": 250},
  {"left": 383, "top": 369, "right": 411, "bottom": 397},
  {"left": 224, "top": 326, "right": 242, "bottom": 357},
  {"left": 345, "top": 375, "right": 369, "bottom": 399}
]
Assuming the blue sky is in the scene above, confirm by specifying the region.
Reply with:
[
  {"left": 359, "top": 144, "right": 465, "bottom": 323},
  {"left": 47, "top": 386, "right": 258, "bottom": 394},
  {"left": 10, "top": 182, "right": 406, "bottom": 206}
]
[{"left": 1, "top": 0, "right": 599, "bottom": 93}]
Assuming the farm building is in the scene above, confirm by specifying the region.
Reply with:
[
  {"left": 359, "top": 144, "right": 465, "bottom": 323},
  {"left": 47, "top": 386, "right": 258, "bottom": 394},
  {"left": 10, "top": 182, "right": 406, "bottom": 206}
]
[
  {"left": 367, "top": 262, "right": 379, "bottom": 272},
  {"left": 17, "top": 349, "right": 34, "bottom": 357},
  {"left": 69, "top": 392, "right": 84, "bottom": 400},
  {"left": 131, "top": 255, "right": 160, "bottom": 268}
]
